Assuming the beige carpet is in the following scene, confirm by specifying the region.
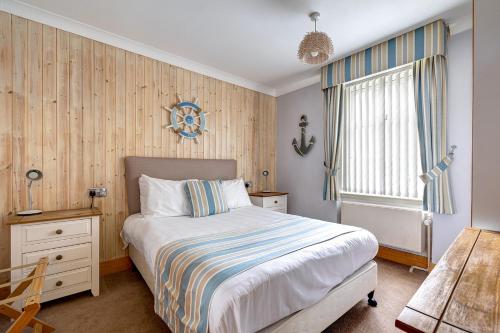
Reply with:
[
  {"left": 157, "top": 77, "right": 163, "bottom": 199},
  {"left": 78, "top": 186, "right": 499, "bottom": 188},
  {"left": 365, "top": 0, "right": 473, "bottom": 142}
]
[{"left": 0, "top": 258, "right": 426, "bottom": 333}]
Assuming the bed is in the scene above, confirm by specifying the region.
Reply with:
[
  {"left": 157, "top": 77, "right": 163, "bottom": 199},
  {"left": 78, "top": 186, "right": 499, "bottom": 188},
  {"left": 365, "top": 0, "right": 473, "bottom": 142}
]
[{"left": 121, "top": 157, "right": 379, "bottom": 333}]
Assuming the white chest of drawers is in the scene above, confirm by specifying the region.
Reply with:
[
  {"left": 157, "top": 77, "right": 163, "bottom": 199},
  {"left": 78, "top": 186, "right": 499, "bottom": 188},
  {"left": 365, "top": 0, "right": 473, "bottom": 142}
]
[
  {"left": 249, "top": 192, "right": 288, "bottom": 213},
  {"left": 8, "top": 208, "right": 101, "bottom": 302}
]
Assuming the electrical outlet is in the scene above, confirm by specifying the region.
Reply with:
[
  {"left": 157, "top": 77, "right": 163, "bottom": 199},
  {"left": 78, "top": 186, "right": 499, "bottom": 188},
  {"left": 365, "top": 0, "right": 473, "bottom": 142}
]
[{"left": 89, "top": 187, "right": 107, "bottom": 197}]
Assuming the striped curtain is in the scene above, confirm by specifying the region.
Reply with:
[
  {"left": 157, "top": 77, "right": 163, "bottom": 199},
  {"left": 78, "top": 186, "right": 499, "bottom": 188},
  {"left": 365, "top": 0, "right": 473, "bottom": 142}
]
[
  {"left": 323, "top": 85, "right": 344, "bottom": 201},
  {"left": 321, "top": 20, "right": 447, "bottom": 90},
  {"left": 414, "top": 55, "right": 455, "bottom": 214}
]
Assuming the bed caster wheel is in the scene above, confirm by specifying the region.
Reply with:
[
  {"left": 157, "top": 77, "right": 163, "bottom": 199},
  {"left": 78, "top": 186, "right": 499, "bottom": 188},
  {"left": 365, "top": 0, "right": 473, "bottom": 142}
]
[{"left": 367, "top": 291, "right": 377, "bottom": 307}]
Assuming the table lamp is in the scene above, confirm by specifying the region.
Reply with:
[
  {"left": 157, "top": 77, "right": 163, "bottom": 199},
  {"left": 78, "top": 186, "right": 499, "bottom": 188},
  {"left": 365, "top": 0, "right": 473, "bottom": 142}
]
[{"left": 17, "top": 169, "right": 43, "bottom": 216}]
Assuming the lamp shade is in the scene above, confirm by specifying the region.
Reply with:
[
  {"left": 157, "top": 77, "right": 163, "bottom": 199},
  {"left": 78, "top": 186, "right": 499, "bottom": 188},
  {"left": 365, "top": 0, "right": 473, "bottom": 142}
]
[
  {"left": 297, "top": 12, "right": 333, "bottom": 65},
  {"left": 297, "top": 31, "right": 333, "bottom": 65}
]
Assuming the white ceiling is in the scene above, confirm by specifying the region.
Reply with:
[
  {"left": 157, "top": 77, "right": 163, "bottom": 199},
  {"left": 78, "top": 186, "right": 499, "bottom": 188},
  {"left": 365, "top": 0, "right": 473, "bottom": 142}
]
[{"left": 2, "top": 0, "right": 471, "bottom": 96}]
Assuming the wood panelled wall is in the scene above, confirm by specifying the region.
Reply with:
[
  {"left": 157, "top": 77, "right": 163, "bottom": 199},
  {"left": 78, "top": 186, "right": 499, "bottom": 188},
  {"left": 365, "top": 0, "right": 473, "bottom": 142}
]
[{"left": 0, "top": 12, "right": 276, "bottom": 273}]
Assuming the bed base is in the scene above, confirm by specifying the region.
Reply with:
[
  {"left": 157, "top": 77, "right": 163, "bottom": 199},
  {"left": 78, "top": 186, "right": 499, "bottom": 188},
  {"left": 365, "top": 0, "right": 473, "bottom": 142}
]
[
  {"left": 129, "top": 245, "right": 155, "bottom": 292},
  {"left": 129, "top": 244, "right": 377, "bottom": 333}
]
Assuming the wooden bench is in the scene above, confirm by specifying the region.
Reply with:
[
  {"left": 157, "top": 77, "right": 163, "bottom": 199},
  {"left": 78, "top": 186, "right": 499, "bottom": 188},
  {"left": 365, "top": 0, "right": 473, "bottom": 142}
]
[{"left": 395, "top": 227, "right": 499, "bottom": 333}]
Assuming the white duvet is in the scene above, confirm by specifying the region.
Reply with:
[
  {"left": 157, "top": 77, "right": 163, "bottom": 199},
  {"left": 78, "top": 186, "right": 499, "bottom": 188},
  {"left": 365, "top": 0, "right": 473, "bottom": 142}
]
[{"left": 121, "top": 206, "right": 378, "bottom": 333}]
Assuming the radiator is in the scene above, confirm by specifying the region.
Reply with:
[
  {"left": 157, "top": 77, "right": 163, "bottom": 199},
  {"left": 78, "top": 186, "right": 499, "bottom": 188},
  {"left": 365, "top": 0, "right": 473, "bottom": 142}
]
[{"left": 341, "top": 201, "right": 424, "bottom": 254}]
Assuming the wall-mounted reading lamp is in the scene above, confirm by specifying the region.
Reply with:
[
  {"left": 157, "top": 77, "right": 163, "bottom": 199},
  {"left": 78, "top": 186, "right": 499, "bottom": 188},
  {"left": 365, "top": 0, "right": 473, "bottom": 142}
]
[{"left": 262, "top": 170, "right": 270, "bottom": 193}]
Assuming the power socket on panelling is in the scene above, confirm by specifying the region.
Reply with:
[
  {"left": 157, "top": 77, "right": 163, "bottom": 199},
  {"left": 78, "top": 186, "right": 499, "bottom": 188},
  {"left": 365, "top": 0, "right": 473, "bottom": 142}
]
[{"left": 89, "top": 187, "right": 108, "bottom": 198}]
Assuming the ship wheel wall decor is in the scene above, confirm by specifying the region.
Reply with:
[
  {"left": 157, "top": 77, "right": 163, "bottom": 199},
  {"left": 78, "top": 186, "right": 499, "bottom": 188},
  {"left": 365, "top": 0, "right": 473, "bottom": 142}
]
[{"left": 163, "top": 95, "right": 209, "bottom": 143}]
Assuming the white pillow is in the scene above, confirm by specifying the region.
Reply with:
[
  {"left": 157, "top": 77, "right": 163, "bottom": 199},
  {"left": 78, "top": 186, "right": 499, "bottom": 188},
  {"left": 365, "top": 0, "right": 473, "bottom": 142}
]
[
  {"left": 221, "top": 178, "right": 252, "bottom": 209},
  {"left": 139, "top": 175, "right": 193, "bottom": 217}
]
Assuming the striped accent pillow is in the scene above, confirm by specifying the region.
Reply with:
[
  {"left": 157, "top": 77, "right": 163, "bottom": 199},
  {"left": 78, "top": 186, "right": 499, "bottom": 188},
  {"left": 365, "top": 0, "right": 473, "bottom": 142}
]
[{"left": 185, "top": 180, "right": 229, "bottom": 218}]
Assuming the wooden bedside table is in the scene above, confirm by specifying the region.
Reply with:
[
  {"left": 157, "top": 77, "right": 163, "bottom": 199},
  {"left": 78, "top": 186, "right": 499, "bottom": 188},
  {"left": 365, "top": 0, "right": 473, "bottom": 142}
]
[
  {"left": 249, "top": 192, "right": 288, "bottom": 213},
  {"left": 7, "top": 208, "right": 102, "bottom": 302}
]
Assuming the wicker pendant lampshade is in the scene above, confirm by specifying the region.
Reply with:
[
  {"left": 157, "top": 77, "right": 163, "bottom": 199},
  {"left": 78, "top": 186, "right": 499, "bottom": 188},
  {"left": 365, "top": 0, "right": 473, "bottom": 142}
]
[{"left": 297, "top": 12, "right": 333, "bottom": 65}]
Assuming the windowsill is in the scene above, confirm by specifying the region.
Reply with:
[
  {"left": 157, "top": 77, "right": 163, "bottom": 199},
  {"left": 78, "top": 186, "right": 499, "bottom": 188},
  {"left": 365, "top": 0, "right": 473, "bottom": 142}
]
[{"left": 340, "top": 191, "right": 422, "bottom": 210}]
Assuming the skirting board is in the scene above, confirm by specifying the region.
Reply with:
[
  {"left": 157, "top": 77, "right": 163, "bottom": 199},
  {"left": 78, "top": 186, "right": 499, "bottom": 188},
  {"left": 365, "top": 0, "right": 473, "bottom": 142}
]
[
  {"left": 100, "top": 256, "right": 132, "bottom": 277},
  {"left": 376, "top": 245, "right": 428, "bottom": 269}
]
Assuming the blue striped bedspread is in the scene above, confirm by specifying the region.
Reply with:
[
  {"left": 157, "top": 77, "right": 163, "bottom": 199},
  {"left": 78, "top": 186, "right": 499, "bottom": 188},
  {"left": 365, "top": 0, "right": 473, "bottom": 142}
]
[{"left": 154, "top": 217, "right": 356, "bottom": 333}]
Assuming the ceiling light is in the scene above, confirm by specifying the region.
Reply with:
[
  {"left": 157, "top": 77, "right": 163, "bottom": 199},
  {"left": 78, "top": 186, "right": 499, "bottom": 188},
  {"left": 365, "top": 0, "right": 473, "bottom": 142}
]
[{"left": 297, "top": 12, "right": 333, "bottom": 65}]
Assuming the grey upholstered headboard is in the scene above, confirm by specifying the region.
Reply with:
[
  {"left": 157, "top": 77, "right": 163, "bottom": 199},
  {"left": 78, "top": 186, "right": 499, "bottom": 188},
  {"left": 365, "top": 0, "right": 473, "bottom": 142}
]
[{"left": 125, "top": 157, "right": 237, "bottom": 215}]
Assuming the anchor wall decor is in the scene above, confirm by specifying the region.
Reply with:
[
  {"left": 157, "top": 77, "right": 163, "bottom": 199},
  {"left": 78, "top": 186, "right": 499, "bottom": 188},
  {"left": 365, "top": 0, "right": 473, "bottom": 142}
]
[{"left": 292, "top": 115, "right": 315, "bottom": 156}]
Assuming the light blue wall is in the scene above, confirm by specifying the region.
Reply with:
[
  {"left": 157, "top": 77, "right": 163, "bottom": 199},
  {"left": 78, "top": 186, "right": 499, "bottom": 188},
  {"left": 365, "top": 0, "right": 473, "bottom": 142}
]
[
  {"left": 276, "top": 30, "right": 472, "bottom": 262},
  {"left": 277, "top": 83, "right": 338, "bottom": 222},
  {"left": 432, "top": 29, "right": 472, "bottom": 262}
]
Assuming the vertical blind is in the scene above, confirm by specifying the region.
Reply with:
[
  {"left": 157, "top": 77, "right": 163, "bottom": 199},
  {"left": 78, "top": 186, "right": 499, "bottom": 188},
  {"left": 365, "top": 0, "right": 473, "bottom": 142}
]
[{"left": 341, "top": 65, "right": 423, "bottom": 200}]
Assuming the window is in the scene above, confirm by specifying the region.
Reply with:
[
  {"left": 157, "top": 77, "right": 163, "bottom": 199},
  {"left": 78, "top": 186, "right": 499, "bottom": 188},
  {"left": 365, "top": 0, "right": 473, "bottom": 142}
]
[{"left": 340, "top": 65, "right": 423, "bottom": 205}]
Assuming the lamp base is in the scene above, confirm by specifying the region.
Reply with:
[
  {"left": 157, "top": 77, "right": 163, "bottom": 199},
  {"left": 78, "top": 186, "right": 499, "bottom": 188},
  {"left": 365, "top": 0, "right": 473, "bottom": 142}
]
[{"left": 17, "top": 209, "right": 42, "bottom": 216}]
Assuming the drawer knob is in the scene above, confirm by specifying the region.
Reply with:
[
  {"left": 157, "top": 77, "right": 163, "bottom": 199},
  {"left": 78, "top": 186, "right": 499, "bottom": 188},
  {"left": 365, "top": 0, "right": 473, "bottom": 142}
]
[
  {"left": 56, "top": 255, "right": 63, "bottom": 260},
  {"left": 55, "top": 229, "right": 63, "bottom": 235},
  {"left": 274, "top": 200, "right": 278, "bottom": 204},
  {"left": 56, "top": 280, "right": 63, "bottom": 287}
]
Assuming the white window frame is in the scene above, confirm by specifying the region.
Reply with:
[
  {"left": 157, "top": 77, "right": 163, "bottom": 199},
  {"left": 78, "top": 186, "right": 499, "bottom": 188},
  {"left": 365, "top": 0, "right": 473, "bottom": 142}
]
[{"left": 339, "top": 64, "right": 423, "bottom": 209}]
